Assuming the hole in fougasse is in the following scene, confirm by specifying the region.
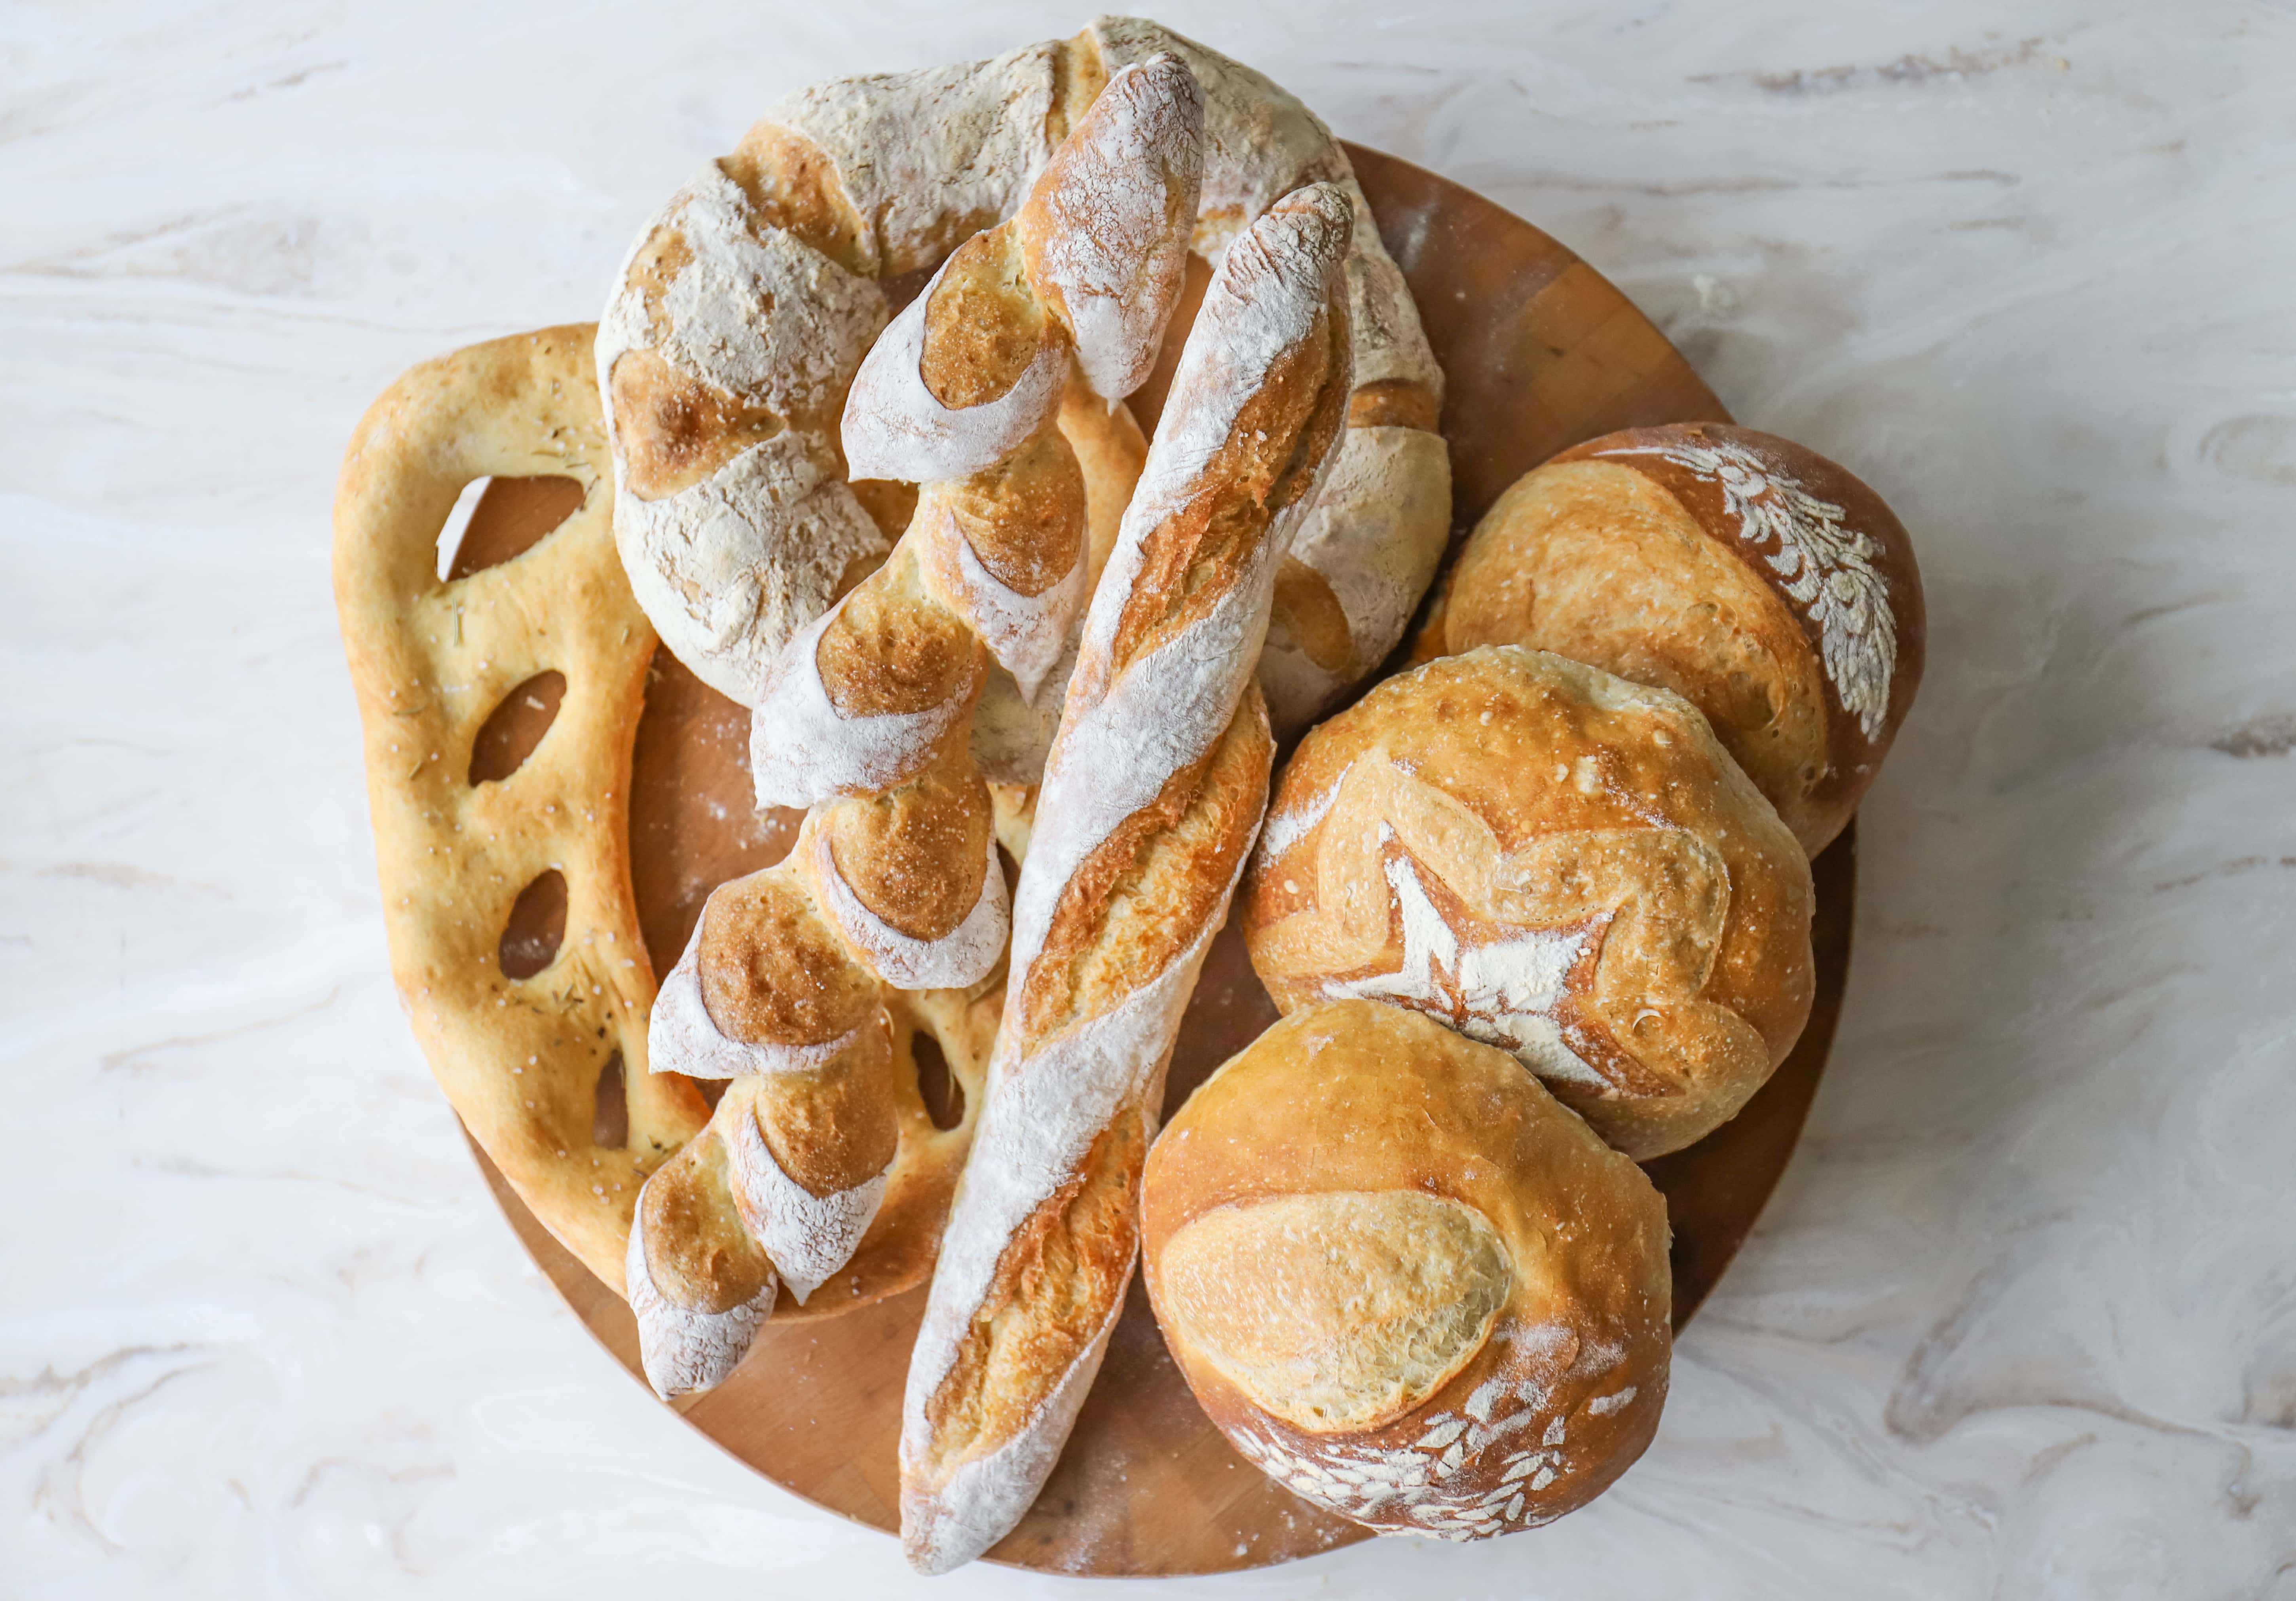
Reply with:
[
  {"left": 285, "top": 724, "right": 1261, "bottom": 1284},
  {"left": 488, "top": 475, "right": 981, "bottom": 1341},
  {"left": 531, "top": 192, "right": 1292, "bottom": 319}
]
[
  {"left": 499, "top": 869, "right": 568, "bottom": 979},
  {"left": 436, "top": 475, "right": 586, "bottom": 581},
  {"left": 913, "top": 1031, "right": 964, "bottom": 1132},
  {"left": 592, "top": 1049, "right": 629, "bottom": 1150},
  {"left": 468, "top": 670, "right": 567, "bottom": 785}
]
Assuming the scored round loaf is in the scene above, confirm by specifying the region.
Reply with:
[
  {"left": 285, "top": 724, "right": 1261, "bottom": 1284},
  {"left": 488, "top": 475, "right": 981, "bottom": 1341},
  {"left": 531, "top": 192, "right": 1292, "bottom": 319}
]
[
  {"left": 1142, "top": 1000, "right": 1670, "bottom": 1541},
  {"left": 1420, "top": 422, "right": 1924, "bottom": 855},
  {"left": 1244, "top": 645, "right": 1814, "bottom": 1159}
]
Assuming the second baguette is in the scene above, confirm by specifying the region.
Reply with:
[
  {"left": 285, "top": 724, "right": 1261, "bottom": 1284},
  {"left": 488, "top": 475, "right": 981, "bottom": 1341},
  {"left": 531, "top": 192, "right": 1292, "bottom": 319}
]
[{"left": 897, "top": 182, "right": 1357, "bottom": 1574}]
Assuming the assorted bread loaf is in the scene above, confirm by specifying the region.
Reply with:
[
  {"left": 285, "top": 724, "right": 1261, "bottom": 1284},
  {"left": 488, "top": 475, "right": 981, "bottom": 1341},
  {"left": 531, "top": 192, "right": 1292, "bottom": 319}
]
[
  {"left": 334, "top": 12, "right": 1932, "bottom": 1578},
  {"left": 1245, "top": 645, "right": 1816, "bottom": 1160},
  {"left": 1143, "top": 1001, "right": 1671, "bottom": 1539},
  {"left": 1417, "top": 421, "right": 1925, "bottom": 855},
  {"left": 625, "top": 63, "right": 1196, "bottom": 1392},
  {"left": 335, "top": 327, "right": 709, "bottom": 1294}
]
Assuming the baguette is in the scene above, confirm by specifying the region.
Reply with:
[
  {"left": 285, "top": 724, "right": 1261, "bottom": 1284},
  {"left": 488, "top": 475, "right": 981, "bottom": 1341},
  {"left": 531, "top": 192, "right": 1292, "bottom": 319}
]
[{"left": 898, "top": 183, "right": 1357, "bottom": 1574}]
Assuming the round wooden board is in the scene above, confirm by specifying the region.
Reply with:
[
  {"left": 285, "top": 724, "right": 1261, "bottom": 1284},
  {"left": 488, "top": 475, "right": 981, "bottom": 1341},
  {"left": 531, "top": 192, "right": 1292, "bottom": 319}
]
[{"left": 459, "top": 144, "right": 1857, "bottom": 1577}]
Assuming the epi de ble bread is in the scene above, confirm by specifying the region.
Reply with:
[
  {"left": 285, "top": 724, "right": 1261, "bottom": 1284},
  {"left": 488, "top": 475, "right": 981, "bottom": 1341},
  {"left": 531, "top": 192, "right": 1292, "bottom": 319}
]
[
  {"left": 898, "top": 184, "right": 1355, "bottom": 1574},
  {"left": 598, "top": 17, "right": 1446, "bottom": 734},
  {"left": 1420, "top": 422, "right": 1924, "bottom": 855},
  {"left": 1245, "top": 645, "right": 1814, "bottom": 1160},
  {"left": 622, "top": 71, "right": 1192, "bottom": 1398},
  {"left": 1142, "top": 1000, "right": 1670, "bottom": 1540}
]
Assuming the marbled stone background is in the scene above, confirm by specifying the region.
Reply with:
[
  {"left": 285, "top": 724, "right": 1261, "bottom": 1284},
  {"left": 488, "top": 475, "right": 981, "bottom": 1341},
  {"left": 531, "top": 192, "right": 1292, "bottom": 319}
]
[{"left": 6, "top": 2, "right": 2294, "bottom": 1595}]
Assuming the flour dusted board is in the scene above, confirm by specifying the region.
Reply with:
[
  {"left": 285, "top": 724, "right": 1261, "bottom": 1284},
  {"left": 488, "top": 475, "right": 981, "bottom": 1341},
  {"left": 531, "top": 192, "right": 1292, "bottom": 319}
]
[{"left": 457, "top": 146, "right": 1854, "bottom": 1576}]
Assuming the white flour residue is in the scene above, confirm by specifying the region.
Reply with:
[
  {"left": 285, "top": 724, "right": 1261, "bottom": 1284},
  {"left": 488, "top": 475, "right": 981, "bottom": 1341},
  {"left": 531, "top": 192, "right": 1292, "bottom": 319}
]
[
  {"left": 1321, "top": 839, "right": 1607, "bottom": 1090},
  {"left": 969, "top": 655, "right": 1066, "bottom": 783},
  {"left": 725, "top": 1100, "right": 887, "bottom": 1302},
  {"left": 745, "top": 599, "right": 966, "bottom": 809},
  {"left": 1586, "top": 1385, "right": 1638, "bottom": 1417},
  {"left": 653, "top": 165, "right": 887, "bottom": 414},
  {"left": 840, "top": 250, "right": 1068, "bottom": 484},
  {"left": 766, "top": 41, "right": 1061, "bottom": 277},
  {"left": 1009, "top": 542, "right": 1279, "bottom": 974},
  {"left": 1594, "top": 436, "right": 1898, "bottom": 741},
  {"left": 595, "top": 163, "right": 890, "bottom": 706},
  {"left": 1255, "top": 767, "right": 1345, "bottom": 866},
  {"left": 1336, "top": 178, "right": 1444, "bottom": 394}
]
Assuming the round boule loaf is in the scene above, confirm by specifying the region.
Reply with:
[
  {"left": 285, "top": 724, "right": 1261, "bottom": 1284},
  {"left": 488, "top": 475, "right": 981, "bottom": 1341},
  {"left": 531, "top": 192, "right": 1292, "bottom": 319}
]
[
  {"left": 1245, "top": 645, "right": 1814, "bottom": 1159},
  {"left": 1142, "top": 1000, "right": 1671, "bottom": 1540},
  {"left": 1420, "top": 422, "right": 1924, "bottom": 855}
]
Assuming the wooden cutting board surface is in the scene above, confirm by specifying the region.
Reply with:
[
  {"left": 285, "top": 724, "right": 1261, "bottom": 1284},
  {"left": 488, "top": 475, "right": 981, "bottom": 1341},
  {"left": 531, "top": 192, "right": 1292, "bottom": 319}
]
[{"left": 458, "top": 143, "right": 1856, "bottom": 1578}]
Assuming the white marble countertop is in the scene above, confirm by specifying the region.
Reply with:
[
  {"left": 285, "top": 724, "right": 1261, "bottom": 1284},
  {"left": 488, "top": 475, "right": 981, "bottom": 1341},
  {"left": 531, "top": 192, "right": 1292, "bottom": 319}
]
[{"left": 8, "top": 2, "right": 2295, "bottom": 1594}]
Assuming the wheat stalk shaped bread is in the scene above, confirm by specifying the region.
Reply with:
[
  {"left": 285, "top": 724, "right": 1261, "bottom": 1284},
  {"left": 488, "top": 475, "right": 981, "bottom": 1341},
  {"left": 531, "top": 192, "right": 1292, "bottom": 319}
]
[{"left": 623, "top": 58, "right": 1204, "bottom": 1397}]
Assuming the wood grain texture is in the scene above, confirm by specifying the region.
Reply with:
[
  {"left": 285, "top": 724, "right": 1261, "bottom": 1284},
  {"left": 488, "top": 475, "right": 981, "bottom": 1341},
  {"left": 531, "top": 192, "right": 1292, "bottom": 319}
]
[{"left": 459, "top": 145, "right": 1849, "bottom": 1577}]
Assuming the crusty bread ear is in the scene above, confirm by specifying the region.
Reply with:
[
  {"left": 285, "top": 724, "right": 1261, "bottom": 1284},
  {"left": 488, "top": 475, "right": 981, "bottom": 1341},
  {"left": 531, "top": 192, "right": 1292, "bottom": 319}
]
[
  {"left": 898, "top": 182, "right": 1356, "bottom": 1576},
  {"left": 1019, "top": 51, "right": 1205, "bottom": 403},
  {"left": 843, "top": 52, "right": 1204, "bottom": 485}
]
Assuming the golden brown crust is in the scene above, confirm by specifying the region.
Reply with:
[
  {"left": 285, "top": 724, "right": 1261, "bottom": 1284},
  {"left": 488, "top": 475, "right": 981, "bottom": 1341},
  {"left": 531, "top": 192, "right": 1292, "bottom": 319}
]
[
  {"left": 921, "top": 1102, "right": 1146, "bottom": 1466},
  {"left": 807, "top": 983, "right": 998, "bottom": 1311},
  {"left": 931, "top": 418, "right": 1088, "bottom": 598},
  {"left": 1047, "top": 29, "right": 1113, "bottom": 148},
  {"left": 920, "top": 226, "right": 1051, "bottom": 409},
  {"left": 696, "top": 869, "right": 881, "bottom": 1045},
  {"left": 1017, "top": 698, "right": 1273, "bottom": 1046},
  {"left": 627, "top": 355, "right": 1144, "bottom": 1360},
  {"left": 332, "top": 325, "right": 710, "bottom": 1292},
  {"left": 641, "top": 1130, "right": 776, "bottom": 1313},
  {"left": 1432, "top": 423, "right": 1925, "bottom": 854},
  {"left": 720, "top": 120, "right": 872, "bottom": 275},
  {"left": 607, "top": 347, "right": 788, "bottom": 502},
  {"left": 1110, "top": 302, "right": 1347, "bottom": 673},
  {"left": 742, "top": 1020, "right": 905, "bottom": 1197},
  {"left": 1159, "top": 1188, "right": 1509, "bottom": 1433},
  {"left": 1245, "top": 647, "right": 1814, "bottom": 1159},
  {"left": 825, "top": 753, "right": 996, "bottom": 941},
  {"left": 1344, "top": 376, "right": 1441, "bottom": 432},
  {"left": 1265, "top": 555, "right": 1353, "bottom": 675},
  {"left": 1144, "top": 1001, "right": 1671, "bottom": 1539},
  {"left": 815, "top": 546, "right": 989, "bottom": 720}
]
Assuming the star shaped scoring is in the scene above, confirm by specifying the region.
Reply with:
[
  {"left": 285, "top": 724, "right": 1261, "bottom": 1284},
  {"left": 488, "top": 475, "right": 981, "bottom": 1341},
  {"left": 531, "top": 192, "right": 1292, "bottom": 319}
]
[{"left": 1321, "top": 825, "right": 1613, "bottom": 1089}]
